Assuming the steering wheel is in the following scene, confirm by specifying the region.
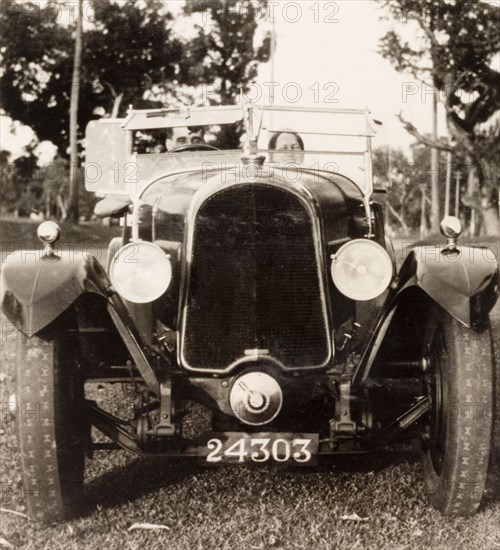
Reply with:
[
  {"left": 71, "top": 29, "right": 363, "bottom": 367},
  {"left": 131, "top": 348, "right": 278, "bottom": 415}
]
[{"left": 168, "top": 144, "right": 220, "bottom": 153}]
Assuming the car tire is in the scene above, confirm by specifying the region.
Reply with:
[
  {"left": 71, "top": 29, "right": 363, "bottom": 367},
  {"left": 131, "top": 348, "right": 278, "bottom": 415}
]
[
  {"left": 16, "top": 328, "right": 86, "bottom": 522},
  {"left": 421, "top": 306, "right": 494, "bottom": 516}
]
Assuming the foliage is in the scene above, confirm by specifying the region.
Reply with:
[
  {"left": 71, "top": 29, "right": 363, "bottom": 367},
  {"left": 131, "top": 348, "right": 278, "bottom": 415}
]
[
  {"left": 1, "top": 153, "right": 34, "bottom": 217},
  {"left": 0, "top": 152, "right": 96, "bottom": 220},
  {"left": 83, "top": 0, "right": 185, "bottom": 117},
  {"left": 183, "top": 0, "right": 271, "bottom": 103},
  {"left": 1, "top": 0, "right": 272, "bottom": 153},
  {"left": 373, "top": 147, "right": 417, "bottom": 234},
  {"left": 0, "top": 0, "right": 74, "bottom": 151},
  {"left": 0, "top": 0, "right": 272, "bottom": 217},
  {"left": 183, "top": 0, "right": 271, "bottom": 147},
  {"left": 0, "top": 0, "right": 186, "bottom": 153},
  {"left": 378, "top": 0, "right": 500, "bottom": 233},
  {"left": 373, "top": 145, "right": 471, "bottom": 234}
]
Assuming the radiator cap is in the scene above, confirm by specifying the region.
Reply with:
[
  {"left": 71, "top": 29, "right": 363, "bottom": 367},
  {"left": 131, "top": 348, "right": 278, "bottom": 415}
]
[{"left": 229, "top": 371, "right": 282, "bottom": 426}]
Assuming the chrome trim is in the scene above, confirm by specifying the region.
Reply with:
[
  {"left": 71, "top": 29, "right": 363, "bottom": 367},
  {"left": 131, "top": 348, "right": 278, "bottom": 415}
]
[
  {"left": 178, "top": 174, "right": 334, "bottom": 374},
  {"left": 218, "top": 354, "right": 291, "bottom": 374},
  {"left": 245, "top": 348, "right": 270, "bottom": 356},
  {"left": 364, "top": 139, "right": 374, "bottom": 236}
]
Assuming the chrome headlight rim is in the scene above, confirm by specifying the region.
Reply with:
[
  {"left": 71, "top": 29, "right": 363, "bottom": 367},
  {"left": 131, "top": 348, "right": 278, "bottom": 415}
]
[
  {"left": 330, "top": 238, "right": 393, "bottom": 301},
  {"left": 109, "top": 241, "right": 172, "bottom": 304}
]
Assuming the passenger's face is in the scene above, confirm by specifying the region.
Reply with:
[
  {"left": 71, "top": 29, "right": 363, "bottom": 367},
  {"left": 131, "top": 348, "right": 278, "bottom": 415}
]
[
  {"left": 169, "top": 127, "right": 204, "bottom": 149},
  {"left": 275, "top": 133, "right": 302, "bottom": 152},
  {"left": 272, "top": 133, "right": 304, "bottom": 164}
]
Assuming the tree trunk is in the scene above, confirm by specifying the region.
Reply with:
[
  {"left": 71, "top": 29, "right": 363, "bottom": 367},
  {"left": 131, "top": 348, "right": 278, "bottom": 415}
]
[
  {"left": 445, "top": 103, "right": 500, "bottom": 236},
  {"left": 66, "top": 0, "right": 83, "bottom": 224},
  {"left": 56, "top": 194, "right": 67, "bottom": 220},
  {"left": 476, "top": 156, "right": 500, "bottom": 235},
  {"left": 481, "top": 206, "right": 500, "bottom": 236},
  {"left": 386, "top": 202, "right": 410, "bottom": 236},
  {"left": 429, "top": 90, "right": 440, "bottom": 232},
  {"left": 462, "top": 158, "right": 500, "bottom": 236}
]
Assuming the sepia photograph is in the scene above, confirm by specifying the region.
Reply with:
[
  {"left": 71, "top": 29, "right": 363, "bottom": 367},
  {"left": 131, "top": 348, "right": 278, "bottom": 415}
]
[{"left": 0, "top": 0, "right": 499, "bottom": 548}]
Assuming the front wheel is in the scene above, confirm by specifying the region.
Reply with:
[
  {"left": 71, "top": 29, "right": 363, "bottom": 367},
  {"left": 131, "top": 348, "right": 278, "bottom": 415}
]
[
  {"left": 16, "top": 327, "right": 86, "bottom": 522},
  {"left": 422, "top": 307, "right": 494, "bottom": 516}
]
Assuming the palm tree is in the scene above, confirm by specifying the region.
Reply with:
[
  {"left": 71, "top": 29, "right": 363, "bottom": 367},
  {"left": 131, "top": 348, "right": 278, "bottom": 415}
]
[{"left": 67, "top": 0, "right": 83, "bottom": 223}]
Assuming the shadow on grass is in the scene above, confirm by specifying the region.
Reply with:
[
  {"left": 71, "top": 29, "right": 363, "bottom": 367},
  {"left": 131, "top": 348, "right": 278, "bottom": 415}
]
[
  {"left": 485, "top": 456, "right": 500, "bottom": 505},
  {"left": 321, "top": 450, "right": 419, "bottom": 472},
  {"left": 81, "top": 418, "right": 500, "bottom": 515},
  {"left": 81, "top": 448, "right": 420, "bottom": 517},
  {"left": 82, "top": 455, "right": 200, "bottom": 516}
]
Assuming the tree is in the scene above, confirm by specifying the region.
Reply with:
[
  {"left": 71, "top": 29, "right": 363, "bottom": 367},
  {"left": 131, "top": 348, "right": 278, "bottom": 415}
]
[
  {"left": 373, "top": 144, "right": 471, "bottom": 235},
  {"left": 67, "top": 0, "right": 83, "bottom": 222},
  {"left": 1, "top": 0, "right": 273, "bottom": 217},
  {"left": 378, "top": 0, "right": 500, "bottom": 234},
  {"left": 373, "top": 147, "right": 415, "bottom": 235},
  {"left": 1, "top": 0, "right": 190, "bottom": 221},
  {"left": 83, "top": 0, "right": 185, "bottom": 118},
  {"left": 0, "top": 0, "right": 186, "bottom": 153},
  {"left": 182, "top": 0, "right": 272, "bottom": 147},
  {"left": 0, "top": 1, "right": 74, "bottom": 151}
]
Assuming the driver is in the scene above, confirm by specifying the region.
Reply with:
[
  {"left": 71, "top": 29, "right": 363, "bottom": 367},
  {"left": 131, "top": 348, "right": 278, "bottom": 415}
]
[{"left": 166, "top": 126, "right": 205, "bottom": 150}]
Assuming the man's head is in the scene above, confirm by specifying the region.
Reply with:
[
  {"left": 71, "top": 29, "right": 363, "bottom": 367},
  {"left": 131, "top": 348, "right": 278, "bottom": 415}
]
[{"left": 166, "top": 126, "right": 205, "bottom": 150}]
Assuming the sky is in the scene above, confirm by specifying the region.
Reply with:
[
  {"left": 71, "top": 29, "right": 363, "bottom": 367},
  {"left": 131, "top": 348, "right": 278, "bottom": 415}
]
[
  {"left": 253, "top": 0, "right": 447, "bottom": 151},
  {"left": 169, "top": 0, "right": 448, "bottom": 152}
]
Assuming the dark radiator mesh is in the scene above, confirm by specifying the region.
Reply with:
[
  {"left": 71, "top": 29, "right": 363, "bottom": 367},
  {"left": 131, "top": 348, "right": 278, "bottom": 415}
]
[{"left": 182, "top": 185, "right": 329, "bottom": 370}]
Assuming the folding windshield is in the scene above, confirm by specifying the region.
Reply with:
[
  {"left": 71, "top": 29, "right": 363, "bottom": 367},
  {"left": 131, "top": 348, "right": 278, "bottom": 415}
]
[
  {"left": 85, "top": 104, "right": 378, "bottom": 198},
  {"left": 254, "top": 106, "right": 377, "bottom": 194}
]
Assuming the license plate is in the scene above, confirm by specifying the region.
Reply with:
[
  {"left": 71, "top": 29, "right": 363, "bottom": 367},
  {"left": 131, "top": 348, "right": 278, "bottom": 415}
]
[{"left": 199, "top": 432, "right": 319, "bottom": 464}]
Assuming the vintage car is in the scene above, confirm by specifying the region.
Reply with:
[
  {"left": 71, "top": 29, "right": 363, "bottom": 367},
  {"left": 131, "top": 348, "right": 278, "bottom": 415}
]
[{"left": 1, "top": 104, "right": 498, "bottom": 522}]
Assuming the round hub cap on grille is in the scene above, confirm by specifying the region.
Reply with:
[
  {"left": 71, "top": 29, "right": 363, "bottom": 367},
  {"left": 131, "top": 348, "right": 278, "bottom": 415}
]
[{"left": 229, "top": 372, "right": 283, "bottom": 426}]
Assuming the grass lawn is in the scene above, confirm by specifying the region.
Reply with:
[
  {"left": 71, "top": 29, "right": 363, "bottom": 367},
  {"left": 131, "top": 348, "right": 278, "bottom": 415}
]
[
  {"left": 0, "top": 218, "right": 499, "bottom": 549},
  {"left": 0, "top": 218, "right": 121, "bottom": 265}
]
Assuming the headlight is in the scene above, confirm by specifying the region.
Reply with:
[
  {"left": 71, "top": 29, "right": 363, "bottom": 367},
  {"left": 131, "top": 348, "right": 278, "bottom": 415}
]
[
  {"left": 110, "top": 242, "right": 172, "bottom": 303},
  {"left": 330, "top": 239, "right": 393, "bottom": 301}
]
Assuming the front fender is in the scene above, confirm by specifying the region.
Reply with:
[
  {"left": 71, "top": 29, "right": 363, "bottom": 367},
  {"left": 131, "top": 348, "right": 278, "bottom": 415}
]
[
  {"left": 1, "top": 249, "right": 110, "bottom": 335},
  {"left": 396, "top": 244, "right": 498, "bottom": 329},
  {"left": 352, "top": 243, "right": 498, "bottom": 388}
]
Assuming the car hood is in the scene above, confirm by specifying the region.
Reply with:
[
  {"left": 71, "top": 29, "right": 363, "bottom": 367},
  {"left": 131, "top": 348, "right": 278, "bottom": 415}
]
[{"left": 139, "top": 165, "right": 364, "bottom": 218}]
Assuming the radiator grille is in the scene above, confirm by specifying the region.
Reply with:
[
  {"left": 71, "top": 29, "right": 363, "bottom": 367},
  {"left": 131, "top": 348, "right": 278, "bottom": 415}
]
[{"left": 182, "top": 184, "right": 330, "bottom": 370}]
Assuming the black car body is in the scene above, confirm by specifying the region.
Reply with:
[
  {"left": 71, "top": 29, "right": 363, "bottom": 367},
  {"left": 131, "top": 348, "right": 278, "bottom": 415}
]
[{"left": 2, "top": 105, "right": 498, "bottom": 521}]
